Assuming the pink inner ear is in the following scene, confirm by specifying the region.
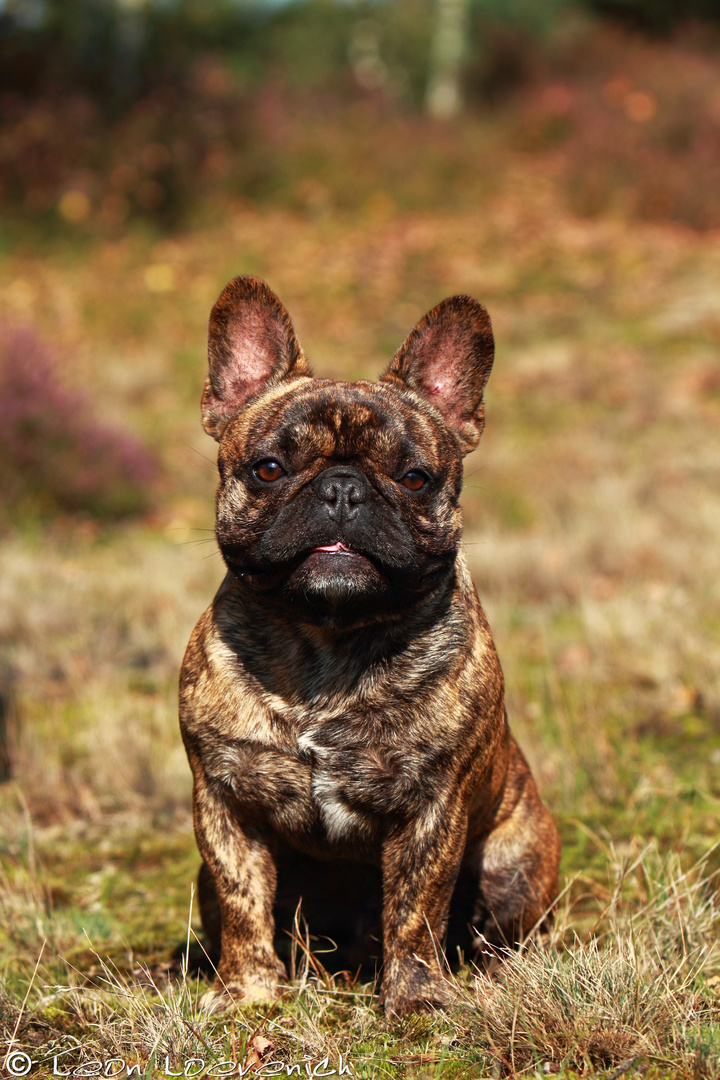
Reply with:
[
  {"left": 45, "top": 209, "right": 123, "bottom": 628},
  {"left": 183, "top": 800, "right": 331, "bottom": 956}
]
[
  {"left": 213, "top": 307, "right": 290, "bottom": 410},
  {"left": 412, "top": 330, "right": 470, "bottom": 419},
  {"left": 226, "top": 315, "right": 282, "bottom": 395}
]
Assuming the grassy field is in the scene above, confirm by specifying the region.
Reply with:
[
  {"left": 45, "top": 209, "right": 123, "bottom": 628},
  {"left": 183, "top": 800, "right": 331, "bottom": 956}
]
[{"left": 2, "top": 88, "right": 720, "bottom": 1076}]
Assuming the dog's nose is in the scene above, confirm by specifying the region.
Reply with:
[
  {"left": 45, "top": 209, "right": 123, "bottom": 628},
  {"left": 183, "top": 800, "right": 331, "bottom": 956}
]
[{"left": 313, "top": 467, "right": 368, "bottom": 520}]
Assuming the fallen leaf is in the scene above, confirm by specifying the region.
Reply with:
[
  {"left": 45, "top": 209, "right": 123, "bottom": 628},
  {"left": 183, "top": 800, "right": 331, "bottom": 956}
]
[{"left": 243, "top": 1035, "right": 277, "bottom": 1073}]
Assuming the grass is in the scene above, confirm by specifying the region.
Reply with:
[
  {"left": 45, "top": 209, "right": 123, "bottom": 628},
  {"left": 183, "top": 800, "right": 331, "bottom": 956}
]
[
  {"left": 1, "top": 835, "right": 719, "bottom": 1076},
  {"left": 2, "top": 47, "right": 720, "bottom": 1073}
]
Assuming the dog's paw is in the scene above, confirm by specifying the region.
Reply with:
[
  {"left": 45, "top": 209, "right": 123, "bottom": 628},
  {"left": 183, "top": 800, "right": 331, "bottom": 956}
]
[
  {"left": 382, "top": 969, "right": 453, "bottom": 1020},
  {"left": 200, "top": 978, "right": 280, "bottom": 1014}
]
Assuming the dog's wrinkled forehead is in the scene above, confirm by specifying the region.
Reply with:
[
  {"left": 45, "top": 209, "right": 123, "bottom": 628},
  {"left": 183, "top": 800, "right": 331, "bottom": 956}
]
[{"left": 223, "top": 379, "right": 457, "bottom": 474}]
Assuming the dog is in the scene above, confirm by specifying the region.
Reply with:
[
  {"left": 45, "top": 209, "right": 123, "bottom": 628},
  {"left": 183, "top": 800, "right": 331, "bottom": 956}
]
[{"left": 179, "top": 275, "right": 561, "bottom": 1019}]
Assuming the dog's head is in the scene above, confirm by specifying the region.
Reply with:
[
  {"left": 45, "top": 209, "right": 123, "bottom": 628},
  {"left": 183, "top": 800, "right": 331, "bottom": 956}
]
[{"left": 202, "top": 277, "right": 494, "bottom": 628}]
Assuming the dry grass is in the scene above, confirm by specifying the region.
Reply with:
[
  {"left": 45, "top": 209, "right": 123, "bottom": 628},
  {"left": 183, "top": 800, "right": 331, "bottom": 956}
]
[
  {"left": 465, "top": 845, "right": 720, "bottom": 1076},
  {"left": 1, "top": 841, "right": 719, "bottom": 1077}
]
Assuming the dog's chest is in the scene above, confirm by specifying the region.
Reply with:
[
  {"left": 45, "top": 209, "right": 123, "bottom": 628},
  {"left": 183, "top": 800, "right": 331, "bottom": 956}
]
[{"left": 296, "top": 727, "right": 433, "bottom": 843}]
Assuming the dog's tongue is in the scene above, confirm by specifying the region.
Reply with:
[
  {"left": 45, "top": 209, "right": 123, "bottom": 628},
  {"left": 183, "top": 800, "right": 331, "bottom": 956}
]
[{"left": 313, "top": 542, "right": 355, "bottom": 553}]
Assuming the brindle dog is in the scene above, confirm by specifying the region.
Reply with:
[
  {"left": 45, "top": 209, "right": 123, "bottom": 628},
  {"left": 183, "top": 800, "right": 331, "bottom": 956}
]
[{"left": 179, "top": 276, "right": 560, "bottom": 1019}]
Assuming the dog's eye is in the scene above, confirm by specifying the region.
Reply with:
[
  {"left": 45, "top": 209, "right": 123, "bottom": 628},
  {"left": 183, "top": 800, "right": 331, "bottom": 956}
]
[
  {"left": 253, "top": 460, "right": 285, "bottom": 483},
  {"left": 400, "top": 471, "right": 427, "bottom": 491}
]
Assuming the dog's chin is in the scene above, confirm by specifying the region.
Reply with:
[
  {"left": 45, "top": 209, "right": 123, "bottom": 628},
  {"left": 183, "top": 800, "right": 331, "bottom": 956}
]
[{"left": 280, "top": 550, "right": 390, "bottom": 624}]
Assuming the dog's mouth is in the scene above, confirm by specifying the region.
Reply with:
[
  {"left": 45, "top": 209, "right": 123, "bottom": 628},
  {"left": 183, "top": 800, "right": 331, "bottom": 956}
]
[
  {"left": 310, "top": 542, "right": 362, "bottom": 555},
  {"left": 301, "top": 541, "right": 376, "bottom": 572},
  {"left": 218, "top": 531, "right": 455, "bottom": 627},
  {"left": 219, "top": 537, "right": 377, "bottom": 580},
  {"left": 219, "top": 526, "right": 454, "bottom": 600}
]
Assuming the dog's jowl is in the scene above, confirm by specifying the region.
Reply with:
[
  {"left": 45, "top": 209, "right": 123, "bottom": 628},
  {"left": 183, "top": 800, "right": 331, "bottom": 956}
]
[{"left": 179, "top": 276, "right": 561, "bottom": 1019}]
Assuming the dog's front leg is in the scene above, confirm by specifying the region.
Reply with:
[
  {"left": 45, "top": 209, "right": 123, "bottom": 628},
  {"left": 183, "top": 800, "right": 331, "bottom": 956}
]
[
  {"left": 380, "top": 801, "right": 468, "bottom": 1019},
  {"left": 193, "top": 776, "right": 286, "bottom": 1012}
]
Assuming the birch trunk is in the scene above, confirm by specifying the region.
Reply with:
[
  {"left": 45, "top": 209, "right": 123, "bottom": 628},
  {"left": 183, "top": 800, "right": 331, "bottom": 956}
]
[{"left": 425, "top": 0, "right": 469, "bottom": 119}]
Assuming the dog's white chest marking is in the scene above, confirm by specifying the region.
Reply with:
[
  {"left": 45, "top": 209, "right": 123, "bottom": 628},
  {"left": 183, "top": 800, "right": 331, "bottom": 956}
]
[{"left": 296, "top": 731, "right": 373, "bottom": 842}]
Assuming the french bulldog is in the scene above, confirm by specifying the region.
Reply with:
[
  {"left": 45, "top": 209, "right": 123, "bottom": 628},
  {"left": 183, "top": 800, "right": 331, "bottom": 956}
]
[{"left": 179, "top": 276, "right": 560, "bottom": 1019}]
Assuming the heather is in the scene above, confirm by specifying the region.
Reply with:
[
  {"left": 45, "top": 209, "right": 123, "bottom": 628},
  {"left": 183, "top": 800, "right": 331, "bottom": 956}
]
[{"left": 0, "top": 325, "right": 157, "bottom": 523}]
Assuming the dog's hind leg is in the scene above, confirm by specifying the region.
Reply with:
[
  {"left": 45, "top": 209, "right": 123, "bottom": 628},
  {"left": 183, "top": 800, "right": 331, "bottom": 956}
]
[{"left": 467, "top": 738, "right": 560, "bottom": 960}]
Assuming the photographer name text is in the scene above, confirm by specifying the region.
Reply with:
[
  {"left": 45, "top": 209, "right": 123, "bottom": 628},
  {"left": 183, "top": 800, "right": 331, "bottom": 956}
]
[{"left": 3, "top": 1053, "right": 352, "bottom": 1078}]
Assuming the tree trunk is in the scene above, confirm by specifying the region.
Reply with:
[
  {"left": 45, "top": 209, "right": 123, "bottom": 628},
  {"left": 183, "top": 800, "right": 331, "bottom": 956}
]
[{"left": 426, "top": 0, "right": 469, "bottom": 119}]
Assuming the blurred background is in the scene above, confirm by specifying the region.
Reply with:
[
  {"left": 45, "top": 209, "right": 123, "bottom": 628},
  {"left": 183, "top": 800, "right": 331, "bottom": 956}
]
[{"left": 1, "top": 0, "right": 720, "bottom": 987}]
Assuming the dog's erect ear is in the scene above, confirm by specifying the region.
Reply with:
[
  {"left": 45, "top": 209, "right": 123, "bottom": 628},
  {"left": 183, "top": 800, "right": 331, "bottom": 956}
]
[
  {"left": 381, "top": 295, "right": 494, "bottom": 454},
  {"left": 202, "top": 276, "right": 312, "bottom": 439}
]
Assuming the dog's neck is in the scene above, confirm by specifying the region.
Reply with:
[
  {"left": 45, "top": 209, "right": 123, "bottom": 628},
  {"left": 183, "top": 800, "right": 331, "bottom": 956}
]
[{"left": 212, "top": 554, "right": 482, "bottom": 710}]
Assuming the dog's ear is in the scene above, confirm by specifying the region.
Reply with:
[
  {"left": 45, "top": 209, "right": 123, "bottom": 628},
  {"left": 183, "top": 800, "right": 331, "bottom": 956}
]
[
  {"left": 381, "top": 295, "right": 494, "bottom": 454},
  {"left": 202, "top": 276, "right": 312, "bottom": 439}
]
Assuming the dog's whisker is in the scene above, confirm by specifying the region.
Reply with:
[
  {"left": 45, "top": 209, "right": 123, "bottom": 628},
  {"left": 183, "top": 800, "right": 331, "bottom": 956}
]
[{"left": 184, "top": 443, "right": 219, "bottom": 469}]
